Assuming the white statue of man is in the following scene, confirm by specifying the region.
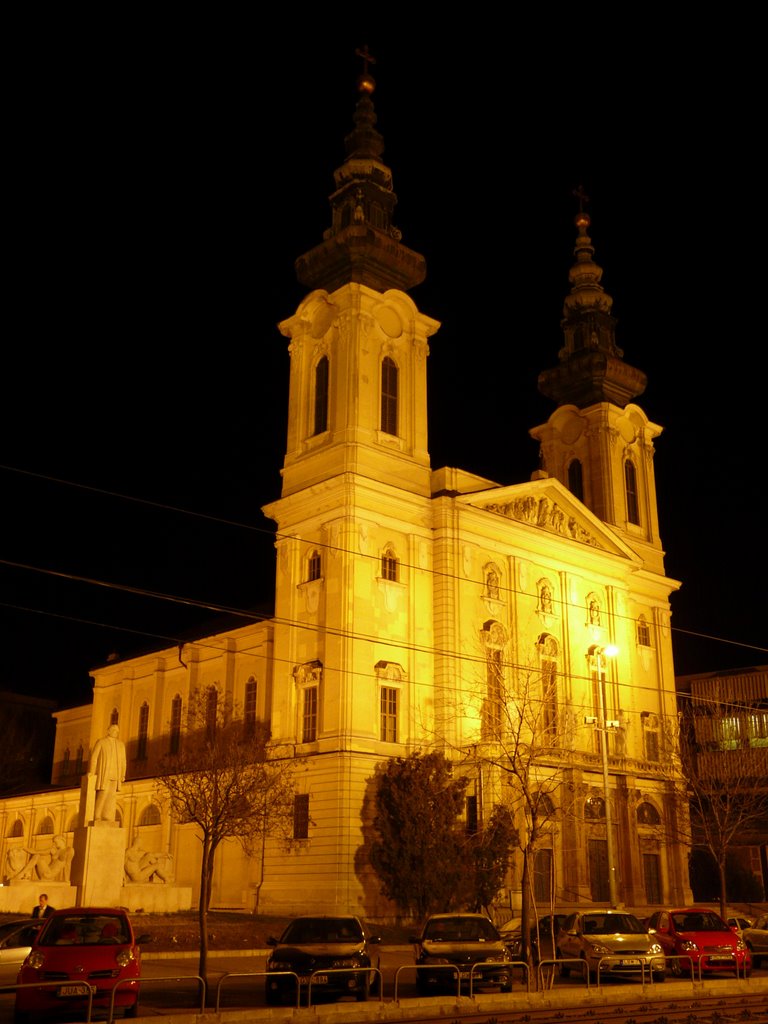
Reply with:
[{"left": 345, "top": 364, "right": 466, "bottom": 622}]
[{"left": 89, "top": 724, "right": 127, "bottom": 822}]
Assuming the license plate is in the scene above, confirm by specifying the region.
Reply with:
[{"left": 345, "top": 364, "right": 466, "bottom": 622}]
[
  {"left": 617, "top": 959, "right": 640, "bottom": 966},
  {"left": 311, "top": 975, "right": 328, "bottom": 984},
  {"left": 58, "top": 984, "right": 90, "bottom": 997},
  {"left": 708, "top": 955, "right": 734, "bottom": 963},
  {"left": 459, "top": 970, "right": 470, "bottom": 979}
]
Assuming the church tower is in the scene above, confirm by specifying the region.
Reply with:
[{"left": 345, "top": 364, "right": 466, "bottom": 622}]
[
  {"left": 262, "top": 55, "right": 441, "bottom": 914},
  {"left": 531, "top": 206, "right": 665, "bottom": 575}
]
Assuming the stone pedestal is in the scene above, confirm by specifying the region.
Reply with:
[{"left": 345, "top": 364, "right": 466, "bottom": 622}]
[
  {"left": 120, "top": 883, "right": 193, "bottom": 913},
  {"left": 0, "top": 881, "right": 77, "bottom": 915},
  {"left": 71, "top": 823, "right": 126, "bottom": 907}
]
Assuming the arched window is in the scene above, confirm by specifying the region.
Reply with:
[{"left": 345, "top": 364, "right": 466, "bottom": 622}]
[
  {"left": 308, "top": 550, "right": 322, "bottom": 581},
  {"left": 637, "top": 615, "right": 651, "bottom": 646},
  {"left": 380, "top": 356, "right": 398, "bottom": 435},
  {"left": 139, "top": 804, "right": 162, "bottom": 827},
  {"left": 568, "top": 458, "right": 584, "bottom": 501},
  {"left": 169, "top": 694, "right": 182, "bottom": 755},
  {"left": 66, "top": 814, "right": 78, "bottom": 832},
  {"left": 381, "top": 546, "right": 398, "bottom": 582},
  {"left": 110, "top": 707, "right": 119, "bottom": 726},
  {"left": 37, "top": 815, "right": 54, "bottom": 835},
  {"left": 244, "top": 678, "right": 257, "bottom": 736},
  {"left": 535, "top": 791, "right": 556, "bottom": 819},
  {"left": 624, "top": 458, "right": 640, "bottom": 524},
  {"left": 484, "top": 566, "right": 500, "bottom": 600},
  {"left": 8, "top": 819, "right": 24, "bottom": 838},
  {"left": 302, "top": 686, "right": 318, "bottom": 743},
  {"left": 481, "top": 621, "right": 506, "bottom": 741},
  {"left": 313, "top": 355, "right": 329, "bottom": 436},
  {"left": 537, "top": 635, "right": 559, "bottom": 738},
  {"left": 585, "top": 796, "right": 605, "bottom": 820},
  {"left": 137, "top": 702, "right": 149, "bottom": 761},
  {"left": 637, "top": 801, "right": 661, "bottom": 826},
  {"left": 538, "top": 580, "right": 554, "bottom": 615}
]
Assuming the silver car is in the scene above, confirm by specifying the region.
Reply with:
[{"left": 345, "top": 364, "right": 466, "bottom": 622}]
[
  {"left": 557, "top": 910, "right": 666, "bottom": 982},
  {"left": 741, "top": 914, "right": 768, "bottom": 969},
  {"left": 0, "top": 920, "right": 45, "bottom": 985}
]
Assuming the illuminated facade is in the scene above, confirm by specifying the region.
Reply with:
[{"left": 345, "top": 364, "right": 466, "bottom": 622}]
[{"left": 0, "top": 69, "right": 693, "bottom": 918}]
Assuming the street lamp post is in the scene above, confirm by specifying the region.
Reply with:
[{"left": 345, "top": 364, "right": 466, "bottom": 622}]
[{"left": 586, "top": 644, "right": 620, "bottom": 908}]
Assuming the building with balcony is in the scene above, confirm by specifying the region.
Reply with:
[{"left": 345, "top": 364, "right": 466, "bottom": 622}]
[{"left": 676, "top": 665, "right": 768, "bottom": 901}]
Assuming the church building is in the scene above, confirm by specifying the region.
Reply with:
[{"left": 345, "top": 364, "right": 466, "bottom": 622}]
[{"left": 0, "top": 64, "right": 693, "bottom": 918}]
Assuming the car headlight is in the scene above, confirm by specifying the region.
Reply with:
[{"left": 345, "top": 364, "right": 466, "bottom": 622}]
[
  {"left": 679, "top": 940, "right": 699, "bottom": 952},
  {"left": 648, "top": 942, "right": 663, "bottom": 955},
  {"left": 483, "top": 954, "right": 505, "bottom": 963},
  {"left": 588, "top": 942, "right": 611, "bottom": 955},
  {"left": 26, "top": 951, "right": 45, "bottom": 970},
  {"left": 332, "top": 957, "right": 364, "bottom": 968},
  {"left": 737, "top": 939, "right": 747, "bottom": 951},
  {"left": 116, "top": 949, "right": 136, "bottom": 967},
  {"left": 268, "top": 959, "right": 293, "bottom": 971}
]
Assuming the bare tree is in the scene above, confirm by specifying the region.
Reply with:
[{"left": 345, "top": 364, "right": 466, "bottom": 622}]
[
  {"left": 155, "top": 687, "right": 296, "bottom": 979},
  {"left": 462, "top": 662, "right": 577, "bottom": 988},
  {"left": 674, "top": 697, "right": 768, "bottom": 920}
]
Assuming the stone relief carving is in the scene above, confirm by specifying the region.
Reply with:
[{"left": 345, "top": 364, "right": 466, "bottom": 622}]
[
  {"left": 6, "top": 834, "right": 74, "bottom": 883},
  {"left": 483, "top": 495, "right": 600, "bottom": 547},
  {"left": 293, "top": 662, "right": 323, "bottom": 687},
  {"left": 124, "top": 829, "right": 173, "bottom": 884}
]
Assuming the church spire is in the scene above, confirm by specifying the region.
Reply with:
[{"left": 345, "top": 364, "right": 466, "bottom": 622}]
[
  {"left": 538, "top": 192, "right": 646, "bottom": 408},
  {"left": 294, "top": 47, "right": 426, "bottom": 294}
]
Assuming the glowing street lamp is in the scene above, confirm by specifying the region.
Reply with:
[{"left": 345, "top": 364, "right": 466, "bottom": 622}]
[{"left": 585, "top": 644, "right": 620, "bottom": 908}]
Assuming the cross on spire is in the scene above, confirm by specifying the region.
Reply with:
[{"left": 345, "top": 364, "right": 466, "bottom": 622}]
[
  {"left": 573, "top": 184, "right": 590, "bottom": 213},
  {"left": 355, "top": 45, "right": 377, "bottom": 76}
]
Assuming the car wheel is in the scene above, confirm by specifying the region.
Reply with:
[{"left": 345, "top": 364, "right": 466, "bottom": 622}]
[
  {"left": 124, "top": 1001, "right": 139, "bottom": 1018},
  {"left": 652, "top": 971, "right": 666, "bottom": 983},
  {"left": 355, "top": 977, "right": 370, "bottom": 1002},
  {"left": 670, "top": 957, "right": 683, "bottom": 977},
  {"left": 559, "top": 959, "right": 570, "bottom": 978}
]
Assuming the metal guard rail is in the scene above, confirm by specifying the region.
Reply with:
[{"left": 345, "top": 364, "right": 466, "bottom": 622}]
[
  {"left": 394, "top": 958, "right": 528, "bottom": 1000},
  {"left": 2, "top": 979, "right": 96, "bottom": 1023}
]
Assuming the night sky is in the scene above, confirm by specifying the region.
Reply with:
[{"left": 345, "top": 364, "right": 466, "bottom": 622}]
[{"left": 3, "top": 24, "right": 765, "bottom": 709}]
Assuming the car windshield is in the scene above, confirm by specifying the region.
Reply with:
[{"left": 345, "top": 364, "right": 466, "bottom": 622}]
[
  {"left": 40, "top": 915, "right": 129, "bottom": 946},
  {"left": 280, "top": 918, "right": 363, "bottom": 944},
  {"left": 424, "top": 917, "right": 500, "bottom": 942},
  {"left": 672, "top": 912, "right": 729, "bottom": 932},
  {"left": 582, "top": 914, "right": 643, "bottom": 935}
]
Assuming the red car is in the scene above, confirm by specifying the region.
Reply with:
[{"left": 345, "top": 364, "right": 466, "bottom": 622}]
[
  {"left": 14, "top": 906, "right": 149, "bottom": 1021},
  {"left": 647, "top": 907, "right": 751, "bottom": 978}
]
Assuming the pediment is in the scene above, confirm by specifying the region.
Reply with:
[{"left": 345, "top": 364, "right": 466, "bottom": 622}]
[{"left": 457, "top": 477, "right": 635, "bottom": 558}]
